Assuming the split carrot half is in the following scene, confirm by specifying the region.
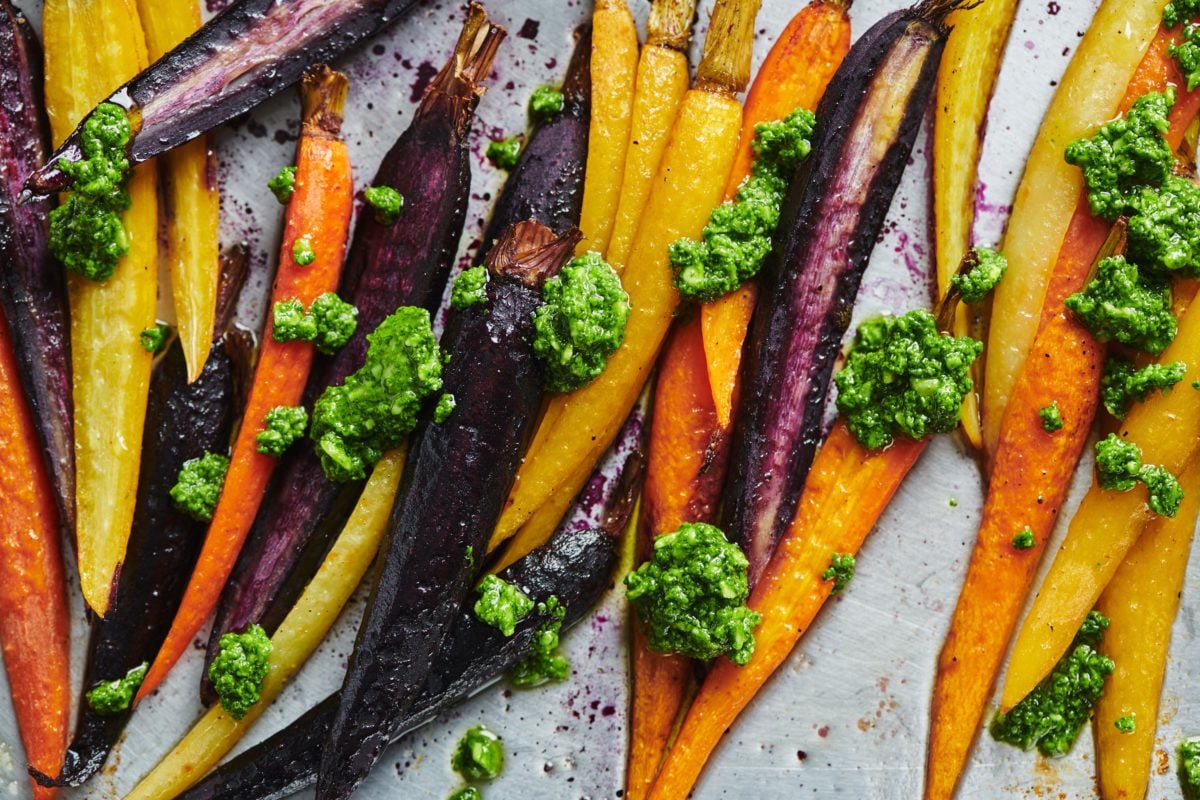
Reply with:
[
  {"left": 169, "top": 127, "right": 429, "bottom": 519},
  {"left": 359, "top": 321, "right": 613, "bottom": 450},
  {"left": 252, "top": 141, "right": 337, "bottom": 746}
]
[
  {"left": 646, "top": 423, "right": 926, "bottom": 800},
  {"left": 0, "top": 312, "right": 70, "bottom": 800},
  {"left": 1093, "top": 460, "right": 1200, "bottom": 800},
  {"left": 699, "top": 0, "right": 851, "bottom": 428},
  {"left": 138, "top": 66, "right": 353, "bottom": 701},
  {"left": 924, "top": 29, "right": 1200, "bottom": 800}
]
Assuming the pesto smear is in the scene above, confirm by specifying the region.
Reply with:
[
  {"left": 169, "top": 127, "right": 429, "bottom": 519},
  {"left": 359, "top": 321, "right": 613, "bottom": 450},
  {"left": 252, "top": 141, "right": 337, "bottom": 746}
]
[
  {"left": 990, "top": 611, "right": 1115, "bottom": 757},
  {"left": 834, "top": 310, "right": 982, "bottom": 451},
  {"left": 669, "top": 108, "right": 816, "bottom": 303},
  {"left": 1127, "top": 175, "right": 1200, "bottom": 274},
  {"left": 85, "top": 663, "right": 148, "bottom": 715},
  {"left": 48, "top": 103, "right": 134, "bottom": 281},
  {"left": 208, "top": 624, "right": 272, "bottom": 720},
  {"left": 625, "top": 522, "right": 761, "bottom": 666}
]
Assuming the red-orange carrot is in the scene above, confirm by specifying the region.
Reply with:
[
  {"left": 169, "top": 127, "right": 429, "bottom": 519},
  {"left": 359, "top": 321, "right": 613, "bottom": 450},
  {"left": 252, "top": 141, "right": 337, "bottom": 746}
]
[
  {"left": 138, "top": 66, "right": 353, "bottom": 701},
  {"left": 0, "top": 308, "right": 70, "bottom": 800},
  {"left": 627, "top": 316, "right": 725, "bottom": 800},
  {"left": 700, "top": 0, "right": 852, "bottom": 427},
  {"left": 646, "top": 423, "right": 925, "bottom": 799},
  {"left": 924, "top": 28, "right": 1200, "bottom": 800}
]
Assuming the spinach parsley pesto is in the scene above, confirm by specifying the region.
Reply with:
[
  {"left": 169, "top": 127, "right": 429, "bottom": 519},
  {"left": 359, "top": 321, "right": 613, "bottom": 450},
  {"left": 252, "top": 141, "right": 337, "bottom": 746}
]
[
  {"left": 85, "top": 663, "right": 148, "bottom": 715},
  {"left": 529, "top": 85, "right": 565, "bottom": 121},
  {"left": 669, "top": 108, "right": 816, "bottom": 303},
  {"left": 1101, "top": 356, "right": 1187, "bottom": 419},
  {"left": 625, "top": 522, "right": 762, "bottom": 666},
  {"left": 532, "top": 252, "right": 631, "bottom": 392},
  {"left": 1064, "top": 255, "right": 1176, "bottom": 355},
  {"left": 473, "top": 575, "right": 533, "bottom": 637},
  {"left": 49, "top": 103, "right": 134, "bottom": 281},
  {"left": 1180, "top": 736, "right": 1200, "bottom": 799},
  {"left": 139, "top": 322, "right": 171, "bottom": 354},
  {"left": 170, "top": 452, "right": 230, "bottom": 522},
  {"left": 208, "top": 624, "right": 272, "bottom": 720},
  {"left": 309, "top": 306, "right": 443, "bottom": 482},
  {"left": 509, "top": 596, "right": 570, "bottom": 687},
  {"left": 486, "top": 136, "right": 522, "bottom": 170},
  {"left": 272, "top": 292, "right": 358, "bottom": 354},
  {"left": 452, "top": 724, "right": 504, "bottom": 781},
  {"left": 268, "top": 165, "right": 297, "bottom": 203},
  {"left": 1094, "top": 433, "right": 1184, "bottom": 517},
  {"left": 822, "top": 553, "right": 855, "bottom": 594},
  {"left": 951, "top": 247, "right": 1008, "bottom": 303},
  {"left": 363, "top": 185, "right": 403, "bottom": 225},
  {"left": 991, "top": 611, "right": 1114, "bottom": 757},
  {"left": 1038, "top": 402, "right": 1063, "bottom": 433},
  {"left": 256, "top": 405, "right": 309, "bottom": 458},
  {"left": 450, "top": 266, "right": 489, "bottom": 310},
  {"left": 834, "top": 310, "right": 982, "bottom": 451}
]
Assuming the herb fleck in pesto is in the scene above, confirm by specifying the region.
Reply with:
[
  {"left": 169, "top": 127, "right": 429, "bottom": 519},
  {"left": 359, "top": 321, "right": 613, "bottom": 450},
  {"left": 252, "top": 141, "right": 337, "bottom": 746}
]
[
  {"left": 509, "top": 596, "right": 570, "bottom": 687},
  {"left": 434, "top": 393, "right": 456, "bottom": 424}
]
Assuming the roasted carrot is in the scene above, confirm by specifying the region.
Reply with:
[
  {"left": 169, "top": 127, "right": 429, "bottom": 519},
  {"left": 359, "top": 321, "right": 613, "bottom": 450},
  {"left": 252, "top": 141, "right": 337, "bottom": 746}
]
[
  {"left": 0, "top": 312, "right": 70, "bottom": 800},
  {"left": 604, "top": 0, "right": 696, "bottom": 272},
  {"left": 489, "top": 0, "right": 759, "bottom": 552},
  {"left": 136, "top": 0, "right": 220, "bottom": 382},
  {"left": 699, "top": 0, "right": 851, "bottom": 427},
  {"left": 138, "top": 66, "right": 353, "bottom": 700},
  {"left": 982, "top": 0, "right": 1167, "bottom": 455},
  {"left": 925, "top": 37, "right": 1200, "bottom": 796},
  {"left": 575, "top": 0, "right": 638, "bottom": 256},
  {"left": 932, "top": 0, "right": 1020, "bottom": 449},
  {"left": 42, "top": 0, "right": 159, "bottom": 616},
  {"left": 1093, "top": 460, "right": 1200, "bottom": 800},
  {"left": 646, "top": 423, "right": 926, "bottom": 800}
]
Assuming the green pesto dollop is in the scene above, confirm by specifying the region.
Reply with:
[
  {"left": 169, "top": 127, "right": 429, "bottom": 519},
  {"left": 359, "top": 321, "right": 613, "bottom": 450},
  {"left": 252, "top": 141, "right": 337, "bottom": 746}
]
[
  {"left": 990, "top": 611, "right": 1114, "bottom": 757},
  {"left": 532, "top": 252, "right": 631, "bottom": 393},
  {"left": 49, "top": 102, "right": 133, "bottom": 281},
  {"left": 1127, "top": 175, "right": 1200, "bottom": 274},
  {"left": 529, "top": 85, "right": 565, "bottom": 121},
  {"left": 1094, "top": 433, "right": 1184, "bottom": 517},
  {"left": 1012, "top": 528, "right": 1036, "bottom": 550},
  {"left": 170, "top": 452, "right": 230, "bottom": 522},
  {"left": 292, "top": 236, "right": 316, "bottom": 266},
  {"left": 669, "top": 109, "right": 816, "bottom": 302},
  {"left": 951, "top": 247, "right": 1008, "bottom": 304},
  {"left": 310, "top": 306, "right": 443, "bottom": 482},
  {"left": 452, "top": 725, "right": 504, "bottom": 782},
  {"left": 473, "top": 575, "right": 534, "bottom": 637},
  {"left": 1039, "top": 402, "right": 1064, "bottom": 433},
  {"left": 1180, "top": 736, "right": 1200, "bottom": 799},
  {"left": 434, "top": 392, "right": 456, "bottom": 424},
  {"left": 486, "top": 136, "right": 522, "bottom": 170},
  {"left": 834, "top": 309, "right": 982, "bottom": 451},
  {"left": 509, "top": 596, "right": 570, "bottom": 688},
  {"left": 625, "top": 522, "right": 762, "bottom": 666},
  {"left": 821, "top": 553, "right": 855, "bottom": 594},
  {"left": 451, "top": 266, "right": 490, "bottom": 310},
  {"left": 447, "top": 788, "right": 483, "bottom": 800},
  {"left": 1115, "top": 715, "right": 1137, "bottom": 733},
  {"left": 1065, "top": 88, "right": 1175, "bottom": 221},
  {"left": 271, "top": 293, "right": 358, "bottom": 354},
  {"left": 139, "top": 322, "right": 171, "bottom": 354},
  {"left": 256, "top": 405, "right": 309, "bottom": 458},
  {"left": 1166, "top": 0, "right": 1200, "bottom": 27},
  {"left": 1064, "top": 256, "right": 1176, "bottom": 355},
  {"left": 268, "top": 165, "right": 297, "bottom": 203},
  {"left": 85, "top": 663, "right": 147, "bottom": 715},
  {"left": 364, "top": 185, "right": 404, "bottom": 225},
  {"left": 1100, "top": 356, "right": 1187, "bottom": 419},
  {"left": 208, "top": 624, "right": 271, "bottom": 720},
  {"left": 1171, "top": 24, "right": 1200, "bottom": 91}
]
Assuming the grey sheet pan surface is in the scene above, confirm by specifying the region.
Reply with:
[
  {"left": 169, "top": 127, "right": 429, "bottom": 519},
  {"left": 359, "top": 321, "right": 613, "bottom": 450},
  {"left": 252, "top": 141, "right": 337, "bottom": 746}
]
[{"left": 3, "top": 0, "right": 1197, "bottom": 797}]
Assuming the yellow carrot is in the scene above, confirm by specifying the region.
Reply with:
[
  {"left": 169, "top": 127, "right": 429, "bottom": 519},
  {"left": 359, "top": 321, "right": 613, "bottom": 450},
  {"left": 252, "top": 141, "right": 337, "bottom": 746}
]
[
  {"left": 576, "top": 0, "right": 638, "bottom": 256},
  {"left": 1093, "top": 460, "right": 1200, "bottom": 800},
  {"left": 932, "top": 0, "right": 1020, "bottom": 449},
  {"left": 42, "top": 0, "right": 159, "bottom": 615},
  {"left": 137, "top": 0, "right": 219, "bottom": 382},
  {"left": 123, "top": 449, "right": 405, "bottom": 800},
  {"left": 604, "top": 0, "right": 696, "bottom": 271},
  {"left": 1001, "top": 299, "right": 1200, "bottom": 710},
  {"left": 490, "top": 0, "right": 758, "bottom": 552},
  {"left": 982, "top": 0, "right": 1166, "bottom": 455}
]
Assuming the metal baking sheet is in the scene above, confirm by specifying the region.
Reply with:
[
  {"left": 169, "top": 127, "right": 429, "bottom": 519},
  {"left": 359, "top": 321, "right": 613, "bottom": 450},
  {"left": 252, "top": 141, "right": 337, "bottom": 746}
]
[{"left": 3, "top": 0, "right": 1197, "bottom": 797}]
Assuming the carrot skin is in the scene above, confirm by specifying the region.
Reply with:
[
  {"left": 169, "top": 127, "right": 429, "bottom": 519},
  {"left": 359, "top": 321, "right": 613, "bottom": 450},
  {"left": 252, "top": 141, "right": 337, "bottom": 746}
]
[
  {"left": 138, "top": 70, "right": 353, "bottom": 701},
  {"left": 0, "top": 306, "right": 70, "bottom": 800}
]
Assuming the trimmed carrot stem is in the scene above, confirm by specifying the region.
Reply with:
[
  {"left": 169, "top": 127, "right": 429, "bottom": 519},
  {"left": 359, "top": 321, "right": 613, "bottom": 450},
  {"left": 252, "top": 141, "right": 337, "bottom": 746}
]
[
  {"left": 646, "top": 423, "right": 926, "bottom": 800},
  {"left": 0, "top": 310, "right": 70, "bottom": 800},
  {"left": 138, "top": 66, "right": 353, "bottom": 701}
]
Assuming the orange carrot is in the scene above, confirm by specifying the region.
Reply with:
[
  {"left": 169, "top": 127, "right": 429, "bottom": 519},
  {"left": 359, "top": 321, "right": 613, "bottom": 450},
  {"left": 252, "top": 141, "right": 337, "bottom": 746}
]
[
  {"left": 138, "top": 66, "right": 353, "bottom": 701},
  {"left": 627, "top": 316, "right": 725, "bottom": 800},
  {"left": 0, "top": 308, "right": 69, "bottom": 800},
  {"left": 700, "top": 0, "right": 851, "bottom": 427},
  {"left": 646, "top": 423, "right": 926, "bottom": 799},
  {"left": 923, "top": 29, "right": 1200, "bottom": 800}
]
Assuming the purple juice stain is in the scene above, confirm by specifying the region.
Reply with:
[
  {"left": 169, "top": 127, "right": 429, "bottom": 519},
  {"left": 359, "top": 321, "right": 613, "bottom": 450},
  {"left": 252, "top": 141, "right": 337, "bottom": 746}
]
[{"left": 409, "top": 61, "right": 438, "bottom": 103}]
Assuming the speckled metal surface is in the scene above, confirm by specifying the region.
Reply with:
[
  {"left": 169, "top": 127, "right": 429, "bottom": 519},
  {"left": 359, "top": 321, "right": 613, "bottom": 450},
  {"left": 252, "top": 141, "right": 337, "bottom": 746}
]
[{"left": 2, "top": 0, "right": 1198, "bottom": 798}]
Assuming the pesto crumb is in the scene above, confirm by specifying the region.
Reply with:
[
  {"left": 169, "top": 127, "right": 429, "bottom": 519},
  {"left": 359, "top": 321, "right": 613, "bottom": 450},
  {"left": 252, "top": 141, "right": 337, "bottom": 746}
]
[
  {"left": 1115, "top": 715, "right": 1137, "bottom": 733},
  {"left": 822, "top": 553, "right": 856, "bottom": 594},
  {"left": 292, "top": 236, "right": 316, "bottom": 266},
  {"left": 434, "top": 393, "right": 456, "bottom": 424},
  {"left": 364, "top": 185, "right": 403, "bottom": 225},
  {"left": 1039, "top": 402, "right": 1064, "bottom": 433},
  {"left": 1012, "top": 528, "right": 1036, "bottom": 550},
  {"left": 139, "top": 322, "right": 170, "bottom": 353},
  {"left": 486, "top": 136, "right": 522, "bottom": 170},
  {"left": 268, "top": 165, "right": 297, "bottom": 203},
  {"left": 529, "top": 85, "right": 565, "bottom": 121}
]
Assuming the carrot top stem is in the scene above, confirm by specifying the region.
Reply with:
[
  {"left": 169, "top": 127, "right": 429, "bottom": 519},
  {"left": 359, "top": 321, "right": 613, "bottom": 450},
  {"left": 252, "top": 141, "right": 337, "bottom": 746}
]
[
  {"left": 696, "top": 0, "right": 760, "bottom": 94},
  {"left": 647, "top": 0, "right": 697, "bottom": 50},
  {"left": 300, "top": 65, "right": 347, "bottom": 136}
]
